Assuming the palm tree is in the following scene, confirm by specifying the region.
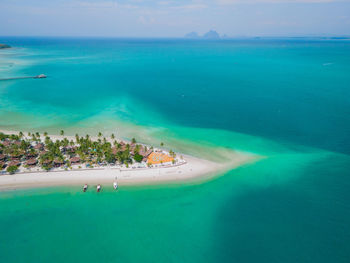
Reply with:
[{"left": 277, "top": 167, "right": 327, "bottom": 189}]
[
  {"left": 111, "top": 133, "right": 115, "bottom": 140},
  {"left": 60, "top": 130, "right": 64, "bottom": 136},
  {"left": 63, "top": 138, "right": 69, "bottom": 147},
  {"left": 98, "top": 132, "right": 102, "bottom": 138},
  {"left": 44, "top": 131, "right": 48, "bottom": 137},
  {"left": 45, "top": 136, "right": 51, "bottom": 145},
  {"left": 160, "top": 142, "right": 164, "bottom": 147},
  {"left": 131, "top": 138, "right": 136, "bottom": 144},
  {"left": 19, "top": 131, "right": 23, "bottom": 138},
  {"left": 36, "top": 132, "right": 40, "bottom": 138}
]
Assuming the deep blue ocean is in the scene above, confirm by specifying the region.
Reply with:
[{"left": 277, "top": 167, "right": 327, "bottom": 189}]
[{"left": 0, "top": 37, "right": 350, "bottom": 262}]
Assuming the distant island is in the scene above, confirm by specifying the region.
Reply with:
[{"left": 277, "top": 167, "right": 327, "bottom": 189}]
[
  {"left": 0, "top": 44, "right": 11, "bottom": 49},
  {"left": 185, "top": 30, "right": 222, "bottom": 40},
  {"left": 185, "top": 32, "right": 200, "bottom": 39}
]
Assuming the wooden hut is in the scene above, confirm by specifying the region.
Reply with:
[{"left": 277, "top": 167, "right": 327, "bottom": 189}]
[
  {"left": 70, "top": 156, "right": 80, "bottom": 164},
  {"left": 10, "top": 153, "right": 22, "bottom": 160},
  {"left": 34, "top": 143, "right": 44, "bottom": 151},
  {"left": 26, "top": 158, "right": 37, "bottom": 166},
  {"left": 26, "top": 152, "right": 38, "bottom": 159},
  {"left": 0, "top": 154, "right": 6, "bottom": 161},
  {"left": 8, "top": 160, "right": 20, "bottom": 167},
  {"left": 2, "top": 140, "right": 11, "bottom": 147},
  {"left": 112, "top": 147, "right": 118, "bottom": 155}
]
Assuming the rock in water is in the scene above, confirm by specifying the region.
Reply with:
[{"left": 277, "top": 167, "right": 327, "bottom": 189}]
[{"left": 0, "top": 44, "right": 11, "bottom": 49}]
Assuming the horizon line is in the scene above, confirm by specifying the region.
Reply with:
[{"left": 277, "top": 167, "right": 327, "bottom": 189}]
[{"left": 1, "top": 35, "right": 350, "bottom": 39}]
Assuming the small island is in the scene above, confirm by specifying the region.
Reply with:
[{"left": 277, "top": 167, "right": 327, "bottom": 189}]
[
  {"left": 0, "top": 44, "right": 11, "bottom": 49},
  {"left": 0, "top": 130, "right": 254, "bottom": 189},
  {"left": 184, "top": 30, "right": 222, "bottom": 40}
]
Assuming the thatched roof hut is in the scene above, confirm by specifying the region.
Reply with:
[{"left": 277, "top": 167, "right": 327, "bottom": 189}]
[
  {"left": 70, "top": 156, "right": 80, "bottom": 163},
  {"left": 34, "top": 143, "right": 44, "bottom": 150},
  {"left": 8, "top": 160, "right": 20, "bottom": 167},
  {"left": 112, "top": 147, "right": 118, "bottom": 155},
  {"left": 26, "top": 152, "right": 38, "bottom": 159},
  {"left": 10, "top": 153, "right": 22, "bottom": 159},
  {"left": 2, "top": 141, "right": 10, "bottom": 147},
  {"left": 26, "top": 158, "right": 37, "bottom": 166}
]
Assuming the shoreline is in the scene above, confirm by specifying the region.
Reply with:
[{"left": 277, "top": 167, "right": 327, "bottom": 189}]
[{"left": 0, "top": 129, "right": 260, "bottom": 190}]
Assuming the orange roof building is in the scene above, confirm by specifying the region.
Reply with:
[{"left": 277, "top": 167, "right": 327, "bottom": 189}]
[{"left": 147, "top": 152, "right": 173, "bottom": 165}]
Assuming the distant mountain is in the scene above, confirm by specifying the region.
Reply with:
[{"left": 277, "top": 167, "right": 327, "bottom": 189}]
[
  {"left": 185, "top": 32, "right": 200, "bottom": 39},
  {"left": 203, "top": 30, "right": 220, "bottom": 40},
  {"left": 0, "top": 44, "right": 11, "bottom": 49}
]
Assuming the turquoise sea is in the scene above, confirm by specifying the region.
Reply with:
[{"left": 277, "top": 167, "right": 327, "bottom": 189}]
[{"left": 0, "top": 37, "right": 350, "bottom": 262}]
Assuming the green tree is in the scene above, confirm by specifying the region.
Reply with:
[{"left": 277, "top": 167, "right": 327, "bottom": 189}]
[
  {"left": 131, "top": 138, "right": 136, "bottom": 144},
  {"left": 7, "top": 165, "right": 18, "bottom": 174},
  {"left": 44, "top": 131, "right": 48, "bottom": 136},
  {"left": 45, "top": 136, "right": 51, "bottom": 145},
  {"left": 98, "top": 132, "right": 102, "bottom": 138},
  {"left": 134, "top": 153, "right": 143, "bottom": 163},
  {"left": 60, "top": 130, "right": 64, "bottom": 136},
  {"left": 111, "top": 133, "right": 115, "bottom": 140},
  {"left": 160, "top": 142, "right": 164, "bottom": 147},
  {"left": 19, "top": 131, "right": 23, "bottom": 138}
]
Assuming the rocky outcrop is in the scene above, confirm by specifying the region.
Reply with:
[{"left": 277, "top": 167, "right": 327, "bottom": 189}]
[{"left": 0, "top": 44, "right": 11, "bottom": 49}]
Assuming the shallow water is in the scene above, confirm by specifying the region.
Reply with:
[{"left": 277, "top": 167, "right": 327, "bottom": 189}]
[{"left": 0, "top": 37, "right": 350, "bottom": 262}]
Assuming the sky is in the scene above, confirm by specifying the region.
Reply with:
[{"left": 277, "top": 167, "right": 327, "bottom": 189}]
[{"left": 0, "top": 0, "right": 350, "bottom": 37}]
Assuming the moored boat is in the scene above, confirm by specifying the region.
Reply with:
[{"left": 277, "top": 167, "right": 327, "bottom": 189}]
[
  {"left": 97, "top": 184, "right": 101, "bottom": 192},
  {"left": 113, "top": 182, "right": 118, "bottom": 190},
  {"left": 83, "top": 184, "right": 88, "bottom": 192}
]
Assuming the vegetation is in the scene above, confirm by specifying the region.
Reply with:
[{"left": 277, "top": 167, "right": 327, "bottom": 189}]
[
  {"left": 134, "top": 152, "right": 143, "bottom": 163},
  {"left": 0, "top": 131, "right": 178, "bottom": 174},
  {"left": 6, "top": 165, "right": 18, "bottom": 174}
]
